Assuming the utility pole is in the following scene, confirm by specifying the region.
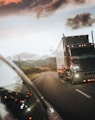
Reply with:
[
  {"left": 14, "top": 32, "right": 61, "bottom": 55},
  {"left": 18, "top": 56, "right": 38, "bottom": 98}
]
[
  {"left": 18, "top": 55, "right": 21, "bottom": 68},
  {"left": 91, "top": 30, "right": 94, "bottom": 44}
]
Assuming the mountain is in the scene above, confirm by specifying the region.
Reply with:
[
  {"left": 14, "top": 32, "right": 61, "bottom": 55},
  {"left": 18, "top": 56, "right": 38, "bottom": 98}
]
[
  {"left": 11, "top": 52, "right": 41, "bottom": 61},
  {"left": 10, "top": 52, "right": 55, "bottom": 61},
  {"left": 31, "top": 57, "right": 56, "bottom": 67},
  {"left": 13, "top": 56, "right": 57, "bottom": 71},
  {"left": 10, "top": 52, "right": 57, "bottom": 71}
]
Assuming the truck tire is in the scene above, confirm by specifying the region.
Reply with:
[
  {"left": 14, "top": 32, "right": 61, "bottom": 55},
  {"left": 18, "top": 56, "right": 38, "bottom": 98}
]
[
  {"left": 63, "top": 72, "right": 67, "bottom": 81},
  {"left": 72, "top": 79, "right": 75, "bottom": 84},
  {"left": 70, "top": 72, "right": 75, "bottom": 84},
  {"left": 58, "top": 73, "right": 63, "bottom": 78}
]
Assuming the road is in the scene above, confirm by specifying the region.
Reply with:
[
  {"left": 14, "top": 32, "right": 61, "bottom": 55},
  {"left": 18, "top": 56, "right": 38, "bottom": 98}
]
[{"left": 33, "top": 71, "right": 95, "bottom": 120}]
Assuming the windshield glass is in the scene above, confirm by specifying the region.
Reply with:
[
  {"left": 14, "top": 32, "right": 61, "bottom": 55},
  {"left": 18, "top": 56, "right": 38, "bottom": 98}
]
[
  {"left": 71, "top": 46, "right": 94, "bottom": 56},
  {"left": 0, "top": 59, "right": 48, "bottom": 120}
]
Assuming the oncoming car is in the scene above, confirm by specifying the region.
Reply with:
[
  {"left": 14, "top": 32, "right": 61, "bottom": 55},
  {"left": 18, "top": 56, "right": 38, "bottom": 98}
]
[{"left": 0, "top": 55, "right": 63, "bottom": 120}]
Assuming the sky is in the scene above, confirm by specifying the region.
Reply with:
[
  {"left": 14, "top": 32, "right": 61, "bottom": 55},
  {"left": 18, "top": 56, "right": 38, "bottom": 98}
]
[{"left": 0, "top": 0, "right": 95, "bottom": 58}]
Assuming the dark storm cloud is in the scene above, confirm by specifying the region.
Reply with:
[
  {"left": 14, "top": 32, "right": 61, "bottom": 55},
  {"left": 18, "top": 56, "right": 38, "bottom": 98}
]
[
  {"left": 66, "top": 13, "right": 95, "bottom": 29},
  {"left": 74, "top": 0, "right": 85, "bottom": 3},
  {"left": 0, "top": 0, "right": 88, "bottom": 17},
  {"left": 0, "top": 0, "right": 52, "bottom": 16}
]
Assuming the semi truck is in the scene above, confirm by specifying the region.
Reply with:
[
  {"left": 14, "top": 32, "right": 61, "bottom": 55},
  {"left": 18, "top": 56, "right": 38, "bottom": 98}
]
[{"left": 56, "top": 33, "right": 95, "bottom": 84}]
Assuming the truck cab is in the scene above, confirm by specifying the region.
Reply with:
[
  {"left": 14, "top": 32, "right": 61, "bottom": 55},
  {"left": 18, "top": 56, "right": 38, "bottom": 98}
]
[{"left": 56, "top": 34, "right": 95, "bottom": 84}]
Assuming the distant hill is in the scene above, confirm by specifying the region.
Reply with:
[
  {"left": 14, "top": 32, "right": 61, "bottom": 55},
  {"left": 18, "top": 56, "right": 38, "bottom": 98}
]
[
  {"left": 13, "top": 57, "right": 57, "bottom": 73},
  {"left": 10, "top": 52, "right": 55, "bottom": 61},
  {"left": 31, "top": 57, "right": 56, "bottom": 67},
  {"left": 11, "top": 52, "right": 40, "bottom": 61}
]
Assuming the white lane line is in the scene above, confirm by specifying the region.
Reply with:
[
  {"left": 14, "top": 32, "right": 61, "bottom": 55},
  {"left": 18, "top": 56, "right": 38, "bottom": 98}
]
[
  {"left": 75, "top": 89, "right": 91, "bottom": 99},
  {"left": 61, "top": 80, "right": 65, "bottom": 83},
  {"left": 61, "top": 80, "right": 70, "bottom": 86}
]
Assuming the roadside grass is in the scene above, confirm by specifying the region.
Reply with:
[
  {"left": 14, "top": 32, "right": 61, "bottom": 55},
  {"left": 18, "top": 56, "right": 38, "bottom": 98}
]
[{"left": 14, "top": 61, "right": 56, "bottom": 81}]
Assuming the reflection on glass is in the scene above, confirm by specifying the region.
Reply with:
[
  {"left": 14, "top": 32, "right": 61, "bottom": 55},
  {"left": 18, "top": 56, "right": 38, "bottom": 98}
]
[{"left": 0, "top": 59, "right": 48, "bottom": 120}]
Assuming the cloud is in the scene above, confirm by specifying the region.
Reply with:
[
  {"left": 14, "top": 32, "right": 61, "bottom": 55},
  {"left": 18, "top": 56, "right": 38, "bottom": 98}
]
[
  {"left": 0, "top": 0, "right": 93, "bottom": 17},
  {"left": 66, "top": 13, "right": 95, "bottom": 29}
]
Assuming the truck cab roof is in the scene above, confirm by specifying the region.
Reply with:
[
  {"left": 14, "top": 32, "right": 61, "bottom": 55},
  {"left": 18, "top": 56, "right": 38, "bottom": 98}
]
[{"left": 63, "top": 35, "right": 89, "bottom": 47}]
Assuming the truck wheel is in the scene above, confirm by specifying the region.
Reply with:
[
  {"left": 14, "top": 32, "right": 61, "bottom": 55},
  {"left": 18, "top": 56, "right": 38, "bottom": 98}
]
[
  {"left": 63, "top": 72, "right": 67, "bottom": 81},
  {"left": 58, "top": 73, "right": 63, "bottom": 78},
  {"left": 72, "top": 80, "right": 75, "bottom": 84},
  {"left": 71, "top": 76, "right": 76, "bottom": 84}
]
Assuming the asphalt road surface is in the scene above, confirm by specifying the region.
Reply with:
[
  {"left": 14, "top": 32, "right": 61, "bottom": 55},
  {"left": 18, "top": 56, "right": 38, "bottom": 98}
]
[{"left": 33, "top": 71, "right": 95, "bottom": 120}]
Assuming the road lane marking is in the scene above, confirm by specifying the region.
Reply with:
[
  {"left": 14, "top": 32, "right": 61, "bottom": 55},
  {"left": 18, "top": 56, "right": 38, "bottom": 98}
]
[
  {"left": 61, "top": 80, "right": 65, "bottom": 83},
  {"left": 61, "top": 80, "right": 71, "bottom": 86},
  {"left": 75, "top": 89, "right": 91, "bottom": 99}
]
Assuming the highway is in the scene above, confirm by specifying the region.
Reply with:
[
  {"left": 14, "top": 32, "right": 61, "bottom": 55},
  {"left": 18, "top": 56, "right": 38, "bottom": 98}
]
[{"left": 33, "top": 71, "right": 95, "bottom": 120}]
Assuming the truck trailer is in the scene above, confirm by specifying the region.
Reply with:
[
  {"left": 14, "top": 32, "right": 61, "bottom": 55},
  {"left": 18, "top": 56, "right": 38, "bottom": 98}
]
[{"left": 56, "top": 33, "right": 95, "bottom": 84}]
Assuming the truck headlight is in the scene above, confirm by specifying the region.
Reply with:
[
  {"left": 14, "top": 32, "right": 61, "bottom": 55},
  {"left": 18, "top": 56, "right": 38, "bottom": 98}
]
[
  {"left": 71, "top": 65, "right": 80, "bottom": 72},
  {"left": 73, "top": 65, "right": 79, "bottom": 70},
  {"left": 74, "top": 73, "right": 79, "bottom": 78}
]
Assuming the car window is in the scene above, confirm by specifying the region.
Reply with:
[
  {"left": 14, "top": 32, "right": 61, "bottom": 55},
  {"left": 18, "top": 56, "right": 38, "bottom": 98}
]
[
  {"left": 0, "top": 59, "right": 23, "bottom": 88},
  {"left": 0, "top": 59, "right": 49, "bottom": 120}
]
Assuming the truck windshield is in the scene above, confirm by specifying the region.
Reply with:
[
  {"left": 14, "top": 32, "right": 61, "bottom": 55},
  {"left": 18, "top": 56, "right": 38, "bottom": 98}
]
[{"left": 71, "top": 46, "right": 94, "bottom": 56}]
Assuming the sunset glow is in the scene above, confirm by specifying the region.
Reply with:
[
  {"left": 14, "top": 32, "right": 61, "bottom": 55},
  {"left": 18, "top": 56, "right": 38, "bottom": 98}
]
[{"left": 0, "top": 0, "right": 22, "bottom": 5}]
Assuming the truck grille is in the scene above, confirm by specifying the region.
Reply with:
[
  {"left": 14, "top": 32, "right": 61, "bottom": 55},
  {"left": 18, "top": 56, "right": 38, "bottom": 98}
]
[{"left": 79, "top": 56, "right": 95, "bottom": 71}]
